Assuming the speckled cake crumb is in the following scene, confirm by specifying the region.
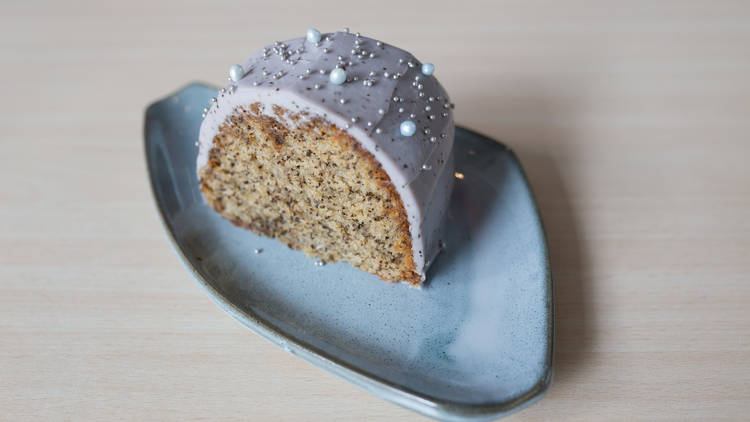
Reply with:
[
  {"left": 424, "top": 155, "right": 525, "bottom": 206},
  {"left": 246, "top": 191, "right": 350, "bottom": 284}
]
[{"left": 199, "top": 105, "right": 420, "bottom": 284}]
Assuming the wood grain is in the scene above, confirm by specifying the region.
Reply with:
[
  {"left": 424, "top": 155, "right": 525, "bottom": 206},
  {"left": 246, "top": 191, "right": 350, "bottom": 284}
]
[{"left": 1, "top": 1, "right": 748, "bottom": 420}]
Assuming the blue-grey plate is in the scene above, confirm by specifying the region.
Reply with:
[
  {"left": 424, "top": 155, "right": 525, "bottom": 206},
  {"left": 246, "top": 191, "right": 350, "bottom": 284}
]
[{"left": 144, "top": 83, "right": 553, "bottom": 421}]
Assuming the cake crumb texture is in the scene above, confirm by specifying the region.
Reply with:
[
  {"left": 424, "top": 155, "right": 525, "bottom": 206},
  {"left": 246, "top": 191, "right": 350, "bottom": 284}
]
[{"left": 198, "top": 104, "right": 420, "bottom": 284}]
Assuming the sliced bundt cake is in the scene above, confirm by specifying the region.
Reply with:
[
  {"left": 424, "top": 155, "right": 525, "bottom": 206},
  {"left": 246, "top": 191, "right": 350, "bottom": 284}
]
[{"left": 197, "top": 29, "right": 455, "bottom": 285}]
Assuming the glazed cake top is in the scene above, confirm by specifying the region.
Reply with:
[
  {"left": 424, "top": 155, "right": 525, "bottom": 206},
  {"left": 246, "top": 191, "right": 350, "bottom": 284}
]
[{"left": 198, "top": 29, "right": 455, "bottom": 280}]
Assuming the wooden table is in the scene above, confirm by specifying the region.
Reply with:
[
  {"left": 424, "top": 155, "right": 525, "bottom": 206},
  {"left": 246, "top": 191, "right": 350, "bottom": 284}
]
[{"left": 2, "top": 1, "right": 749, "bottom": 420}]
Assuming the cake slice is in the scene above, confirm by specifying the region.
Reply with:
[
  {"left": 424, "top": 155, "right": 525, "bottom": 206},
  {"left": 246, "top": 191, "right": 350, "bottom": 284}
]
[{"left": 197, "top": 29, "right": 455, "bottom": 285}]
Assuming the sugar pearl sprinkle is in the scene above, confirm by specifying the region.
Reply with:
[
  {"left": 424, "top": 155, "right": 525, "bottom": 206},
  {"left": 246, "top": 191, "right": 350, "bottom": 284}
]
[
  {"left": 229, "top": 64, "right": 244, "bottom": 82},
  {"left": 215, "top": 27, "right": 452, "bottom": 164},
  {"left": 329, "top": 68, "right": 346, "bottom": 85},
  {"left": 400, "top": 120, "right": 416, "bottom": 137},
  {"left": 306, "top": 28, "right": 321, "bottom": 43}
]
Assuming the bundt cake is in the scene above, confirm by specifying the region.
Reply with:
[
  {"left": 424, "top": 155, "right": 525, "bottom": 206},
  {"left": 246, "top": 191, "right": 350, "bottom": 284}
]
[{"left": 196, "top": 28, "right": 455, "bottom": 285}]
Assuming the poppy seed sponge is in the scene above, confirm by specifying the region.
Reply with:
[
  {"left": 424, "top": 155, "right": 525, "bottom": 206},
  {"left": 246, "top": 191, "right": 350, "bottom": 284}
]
[{"left": 197, "top": 30, "right": 454, "bottom": 284}]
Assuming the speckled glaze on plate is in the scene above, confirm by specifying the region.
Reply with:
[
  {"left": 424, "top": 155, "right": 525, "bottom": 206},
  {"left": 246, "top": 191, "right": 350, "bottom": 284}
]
[{"left": 144, "top": 83, "right": 553, "bottom": 422}]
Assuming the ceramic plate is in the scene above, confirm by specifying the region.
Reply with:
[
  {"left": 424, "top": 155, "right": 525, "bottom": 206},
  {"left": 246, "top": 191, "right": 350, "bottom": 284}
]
[{"left": 144, "top": 83, "right": 553, "bottom": 421}]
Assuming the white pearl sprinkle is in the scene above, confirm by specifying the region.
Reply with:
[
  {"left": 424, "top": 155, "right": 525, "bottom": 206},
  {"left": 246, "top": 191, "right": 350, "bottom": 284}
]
[
  {"left": 375, "top": 128, "right": 382, "bottom": 134},
  {"left": 376, "top": 41, "right": 382, "bottom": 47},
  {"left": 392, "top": 96, "right": 399, "bottom": 102},
  {"left": 345, "top": 123, "right": 351, "bottom": 129},
  {"left": 410, "top": 113, "right": 416, "bottom": 118},
  {"left": 203, "top": 108, "right": 209, "bottom": 113},
  {"left": 339, "top": 98, "right": 346, "bottom": 104},
  {"left": 210, "top": 97, "right": 217, "bottom": 103},
  {"left": 253, "top": 248, "right": 263, "bottom": 254},
  {"left": 229, "top": 64, "right": 244, "bottom": 82},
  {"left": 351, "top": 116, "right": 358, "bottom": 123},
  {"left": 369, "top": 53, "right": 375, "bottom": 58},
  {"left": 306, "top": 28, "right": 322, "bottom": 43},
  {"left": 367, "top": 121, "right": 373, "bottom": 127},
  {"left": 398, "top": 107, "right": 404, "bottom": 113},
  {"left": 430, "top": 136, "right": 437, "bottom": 142},
  {"left": 253, "top": 81, "right": 259, "bottom": 86},
  {"left": 421, "top": 62, "right": 435, "bottom": 75},
  {"left": 419, "top": 92, "right": 425, "bottom": 97},
  {"left": 330, "top": 68, "right": 346, "bottom": 84},
  {"left": 400, "top": 120, "right": 416, "bottom": 136},
  {"left": 319, "top": 69, "right": 326, "bottom": 74},
  {"left": 378, "top": 108, "right": 385, "bottom": 114},
  {"left": 425, "top": 105, "right": 432, "bottom": 111},
  {"left": 314, "top": 84, "right": 320, "bottom": 89},
  {"left": 429, "top": 97, "right": 435, "bottom": 102},
  {"left": 422, "top": 164, "right": 432, "bottom": 171}
]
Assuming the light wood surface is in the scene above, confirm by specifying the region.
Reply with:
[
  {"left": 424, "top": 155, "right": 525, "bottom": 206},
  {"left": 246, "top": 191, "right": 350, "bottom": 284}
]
[{"left": 2, "top": 1, "right": 749, "bottom": 420}]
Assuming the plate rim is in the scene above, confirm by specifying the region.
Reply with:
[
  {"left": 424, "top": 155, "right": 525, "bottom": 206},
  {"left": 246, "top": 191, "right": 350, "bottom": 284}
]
[{"left": 144, "top": 82, "right": 554, "bottom": 422}]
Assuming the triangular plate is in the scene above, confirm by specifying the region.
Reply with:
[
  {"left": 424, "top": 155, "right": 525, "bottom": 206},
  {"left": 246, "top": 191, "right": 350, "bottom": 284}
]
[{"left": 144, "top": 83, "right": 553, "bottom": 421}]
